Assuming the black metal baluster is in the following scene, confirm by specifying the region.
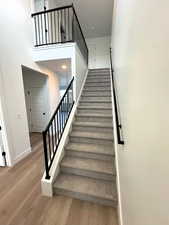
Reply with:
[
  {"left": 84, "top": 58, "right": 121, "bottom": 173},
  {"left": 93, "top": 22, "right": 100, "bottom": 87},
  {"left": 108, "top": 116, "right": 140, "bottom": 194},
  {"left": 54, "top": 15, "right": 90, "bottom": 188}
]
[
  {"left": 62, "top": 101, "right": 64, "bottom": 130},
  {"left": 51, "top": 123, "right": 54, "bottom": 154},
  {"left": 72, "top": 9, "right": 75, "bottom": 41},
  {"left": 50, "top": 12, "right": 53, "bottom": 44},
  {"left": 34, "top": 16, "right": 38, "bottom": 46},
  {"left": 40, "top": 14, "right": 44, "bottom": 44},
  {"left": 64, "top": 95, "right": 67, "bottom": 124},
  {"left": 58, "top": 106, "right": 61, "bottom": 134},
  {"left": 47, "top": 12, "right": 50, "bottom": 44},
  {"left": 37, "top": 15, "right": 40, "bottom": 45},
  {"left": 71, "top": 82, "right": 74, "bottom": 103},
  {"left": 63, "top": 96, "right": 65, "bottom": 123},
  {"left": 67, "top": 8, "right": 69, "bottom": 41},
  {"left": 54, "top": 117, "right": 57, "bottom": 147},
  {"left": 64, "top": 8, "right": 66, "bottom": 41},
  {"left": 44, "top": 12, "right": 48, "bottom": 44},
  {"left": 56, "top": 111, "right": 60, "bottom": 143},
  {"left": 60, "top": 102, "right": 63, "bottom": 134},
  {"left": 54, "top": 11, "right": 56, "bottom": 43},
  {"left": 61, "top": 98, "right": 64, "bottom": 127},
  {"left": 47, "top": 130, "right": 52, "bottom": 162},
  {"left": 62, "top": 97, "right": 65, "bottom": 124},
  {"left": 67, "top": 91, "right": 69, "bottom": 119},
  {"left": 61, "top": 9, "right": 63, "bottom": 43},
  {"left": 42, "top": 131, "right": 50, "bottom": 179},
  {"left": 57, "top": 11, "right": 60, "bottom": 42}
]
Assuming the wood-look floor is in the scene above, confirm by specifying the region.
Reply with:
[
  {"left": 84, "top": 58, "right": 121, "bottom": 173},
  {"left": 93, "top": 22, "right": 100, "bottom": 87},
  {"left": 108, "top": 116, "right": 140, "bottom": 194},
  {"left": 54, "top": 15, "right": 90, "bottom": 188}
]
[{"left": 0, "top": 133, "right": 118, "bottom": 225}]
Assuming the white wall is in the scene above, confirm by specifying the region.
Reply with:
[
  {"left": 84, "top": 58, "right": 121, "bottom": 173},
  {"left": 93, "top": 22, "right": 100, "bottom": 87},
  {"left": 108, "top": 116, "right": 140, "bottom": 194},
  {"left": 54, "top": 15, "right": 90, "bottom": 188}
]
[
  {"left": 0, "top": 0, "right": 59, "bottom": 165},
  {"left": 112, "top": 0, "right": 169, "bottom": 225},
  {"left": 87, "top": 36, "right": 110, "bottom": 69}
]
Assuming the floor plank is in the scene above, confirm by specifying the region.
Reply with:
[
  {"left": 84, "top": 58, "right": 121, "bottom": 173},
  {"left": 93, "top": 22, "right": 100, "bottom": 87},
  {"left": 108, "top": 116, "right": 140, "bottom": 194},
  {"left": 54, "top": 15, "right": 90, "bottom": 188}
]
[{"left": 0, "top": 133, "right": 118, "bottom": 225}]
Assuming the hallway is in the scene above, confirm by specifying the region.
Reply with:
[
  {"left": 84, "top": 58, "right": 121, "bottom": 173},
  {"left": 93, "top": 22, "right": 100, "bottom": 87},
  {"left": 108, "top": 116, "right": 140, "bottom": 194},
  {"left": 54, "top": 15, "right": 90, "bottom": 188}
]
[{"left": 0, "top": 133, "right": 118, "bottom": 225}]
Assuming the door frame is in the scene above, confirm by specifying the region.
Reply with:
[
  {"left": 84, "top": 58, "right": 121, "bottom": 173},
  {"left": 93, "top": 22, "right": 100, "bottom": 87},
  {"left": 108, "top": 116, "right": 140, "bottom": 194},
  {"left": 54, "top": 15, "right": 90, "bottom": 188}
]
[
  {"left": 0, "top": 69, "right": 12, "bottom": 166},
  {"left": 22, "top": 65, "right": 50, "bottom": 134}
]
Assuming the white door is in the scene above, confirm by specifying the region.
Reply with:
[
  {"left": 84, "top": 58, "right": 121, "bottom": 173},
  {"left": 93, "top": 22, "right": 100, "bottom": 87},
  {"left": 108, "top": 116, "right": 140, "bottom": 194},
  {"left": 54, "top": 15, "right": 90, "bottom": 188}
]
[
  {"left": 34, "top": 0, "right": 49, "bottom": 11},
  {"left": 0, "top": 126, "right": 5, "bottom": 167},
  {"left": 31, "top": 87, "right": 48, "bottom": 132},
  {"left": 34, "top": 0, "right": 44, "bottom": 12},
  {"left": 26, "top": 87, "right": 48, "bottom": 132},
  {"left": 25, "top": 90, "right": 32, "bottom": 132}
]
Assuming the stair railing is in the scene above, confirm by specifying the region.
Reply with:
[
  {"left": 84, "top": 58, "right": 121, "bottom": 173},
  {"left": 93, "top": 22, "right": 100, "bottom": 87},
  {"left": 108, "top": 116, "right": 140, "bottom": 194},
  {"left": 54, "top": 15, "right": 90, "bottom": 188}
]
[
  {"left": 43, "top": 77, "right": 74, "bottom": 179},
  {"left": 110, "top": 48, "right": 124, "bottom": 145},
  {"left": 31, "top": 4, "right": 88, "bottom": 65}
]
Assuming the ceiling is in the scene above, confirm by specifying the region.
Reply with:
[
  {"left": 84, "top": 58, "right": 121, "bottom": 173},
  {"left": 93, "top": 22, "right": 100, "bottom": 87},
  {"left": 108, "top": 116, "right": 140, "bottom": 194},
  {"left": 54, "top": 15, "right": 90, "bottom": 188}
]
[
  {"left": 40, "top": 58, "right": 72, "bottom": 88},
  {"left": 52, "top": 0, "right": 114, "bottom": 38},
  {"left": 40, "top": 58, "right": 71, "bottom": 73}
]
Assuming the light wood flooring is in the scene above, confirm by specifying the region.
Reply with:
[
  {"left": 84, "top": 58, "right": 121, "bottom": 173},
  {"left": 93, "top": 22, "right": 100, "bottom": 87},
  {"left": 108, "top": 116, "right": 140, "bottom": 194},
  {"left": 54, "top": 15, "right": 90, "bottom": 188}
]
[{"left": 0, "top": 133, "right": 118, "bottom": 225}]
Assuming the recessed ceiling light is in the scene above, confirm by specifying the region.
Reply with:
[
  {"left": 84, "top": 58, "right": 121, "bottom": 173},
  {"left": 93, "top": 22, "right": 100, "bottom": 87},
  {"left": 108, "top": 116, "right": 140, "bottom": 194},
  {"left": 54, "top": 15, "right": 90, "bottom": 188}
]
[{"left": 61, "top": 64, "right": 67, "bottom": 70}]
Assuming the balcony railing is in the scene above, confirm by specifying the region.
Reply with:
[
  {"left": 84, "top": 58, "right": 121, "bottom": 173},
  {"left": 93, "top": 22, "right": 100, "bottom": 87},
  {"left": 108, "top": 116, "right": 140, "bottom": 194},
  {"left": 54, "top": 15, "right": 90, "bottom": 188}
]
[{"left": 31, "top": 4, "right": 88, "bottom": 65}]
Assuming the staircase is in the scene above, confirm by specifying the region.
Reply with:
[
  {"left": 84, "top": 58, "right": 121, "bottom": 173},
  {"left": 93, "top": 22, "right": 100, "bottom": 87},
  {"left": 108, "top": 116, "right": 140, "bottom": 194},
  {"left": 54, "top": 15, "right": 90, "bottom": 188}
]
[{"left": 53, "top": 68, "right": 117, "bottom": 207}]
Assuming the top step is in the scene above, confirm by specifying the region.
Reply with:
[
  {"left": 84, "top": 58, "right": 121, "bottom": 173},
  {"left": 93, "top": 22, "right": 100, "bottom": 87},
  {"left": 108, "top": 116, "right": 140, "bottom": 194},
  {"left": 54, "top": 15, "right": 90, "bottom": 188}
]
[{"left": 89, "top": 68, "right": 109, "bottom": 72}]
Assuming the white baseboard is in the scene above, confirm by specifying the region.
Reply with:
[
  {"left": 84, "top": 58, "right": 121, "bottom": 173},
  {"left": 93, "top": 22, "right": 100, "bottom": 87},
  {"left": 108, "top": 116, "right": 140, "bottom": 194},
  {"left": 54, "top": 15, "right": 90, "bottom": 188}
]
[{"left": 13, "top": 147, "right": 32, "bottom": 165}]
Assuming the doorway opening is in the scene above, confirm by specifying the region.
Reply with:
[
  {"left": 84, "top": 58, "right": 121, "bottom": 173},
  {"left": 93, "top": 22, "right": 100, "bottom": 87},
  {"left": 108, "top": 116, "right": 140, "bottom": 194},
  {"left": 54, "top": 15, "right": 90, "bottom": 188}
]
[{"left": 22, "top": 66, "right": 50, "bottom": 149}]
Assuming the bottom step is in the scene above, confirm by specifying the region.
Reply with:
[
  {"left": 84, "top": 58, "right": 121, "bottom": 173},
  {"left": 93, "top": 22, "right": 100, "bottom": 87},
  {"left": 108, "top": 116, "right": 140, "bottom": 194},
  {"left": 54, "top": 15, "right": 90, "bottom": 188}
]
[{"left": 53, "top": 174, "right": 117, "bottom": 207}]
